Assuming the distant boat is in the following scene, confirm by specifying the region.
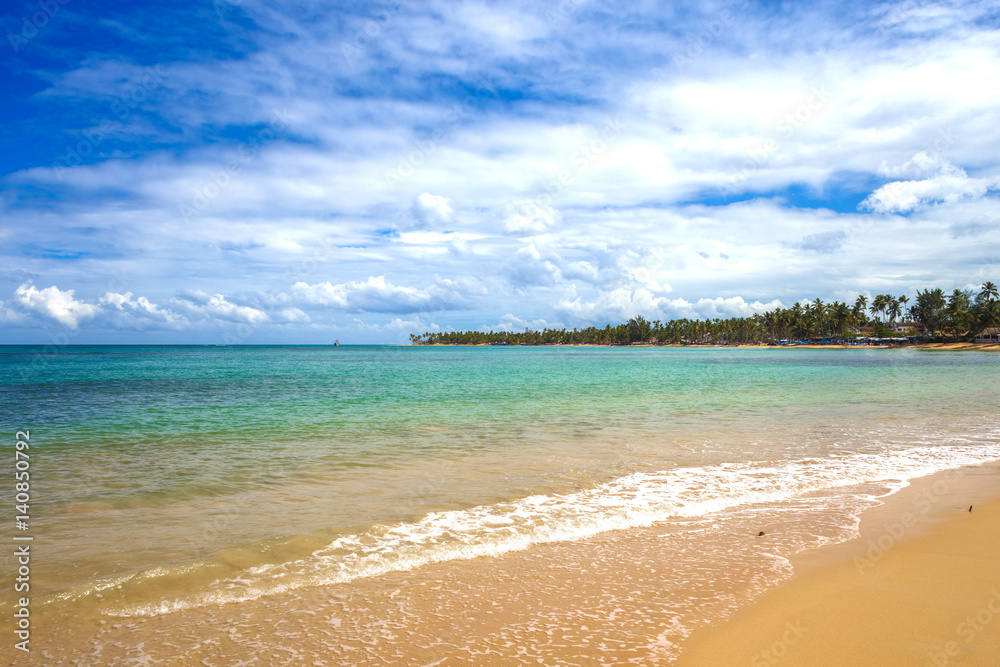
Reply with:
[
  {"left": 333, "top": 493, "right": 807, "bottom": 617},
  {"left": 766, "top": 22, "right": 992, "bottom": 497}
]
[{"left": 334, "top": 340, "right": 340, "bottom": 347}]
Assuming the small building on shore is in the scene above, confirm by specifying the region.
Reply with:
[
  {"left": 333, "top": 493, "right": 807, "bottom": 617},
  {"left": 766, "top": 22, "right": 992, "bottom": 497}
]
[{"left": 974, "top": 327, "right": 1000, "bottom": 343}]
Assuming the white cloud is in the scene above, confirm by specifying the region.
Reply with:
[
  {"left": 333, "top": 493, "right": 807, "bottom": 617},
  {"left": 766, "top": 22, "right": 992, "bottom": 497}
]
[
  {"left": 672, "top": 296, "right": 786, "bottom": 320},
  {"left": 5, "top": 2, "right": 1000, "bottom": 343},
  {"left": 411, "top": 193, "right": 455, "bottom": 226},
  {"left": 503, "top": 245, "right": 561, "bottom": 287},
  {"left": 99, "top": 291, "right": 188, "bottom": 328},
  {"left": 555, "top": 288, "right": 673, "bottom": 324},
  {"left": 486, "top": 313, "right": 562, "bottom": 332},
  {"left": 173, "top": 291, "right": 270, "bottom": 324},
  {"left": 289, "top": 275, "right": 468, "bottom": 313},
  {"left": 14, "top": 283, "right": 99, "bottom": 329},
  {"left": 798, "top": 230, "right": 848, "bottom": 254},
  {"left": 502, "top": 201, "right": 560, "bottom": 232},
  {"left": 279, "top": 308, "right": 311, "bottom": 323},
  {"left": 861, "top": 154, "right": 999, "bottom": 213},
  {"left": 876, "top": 151, "right": 946, "bottom": 179},
  {"left": 555, "top": 288, "right": 785, "bottom": 325}
]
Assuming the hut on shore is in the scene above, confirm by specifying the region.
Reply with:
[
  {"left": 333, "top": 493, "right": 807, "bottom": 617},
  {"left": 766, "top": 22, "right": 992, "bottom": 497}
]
[{"left": 974, "top": 327, "right": 1000, "bottom": 343}]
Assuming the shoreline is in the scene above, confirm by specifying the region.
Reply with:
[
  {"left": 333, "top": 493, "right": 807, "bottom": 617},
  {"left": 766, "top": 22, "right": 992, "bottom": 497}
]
[
  {"left": 23, "top": 461, "right": 1000, "bottom": 664},
  {"left": 677, "top": 460, "right": 1000, "bottom": 666}
]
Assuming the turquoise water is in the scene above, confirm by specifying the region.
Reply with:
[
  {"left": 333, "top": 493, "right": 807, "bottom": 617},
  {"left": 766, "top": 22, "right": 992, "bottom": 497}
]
[{"left": 3, "top": 345, "right": 1000, "bottom": 651}]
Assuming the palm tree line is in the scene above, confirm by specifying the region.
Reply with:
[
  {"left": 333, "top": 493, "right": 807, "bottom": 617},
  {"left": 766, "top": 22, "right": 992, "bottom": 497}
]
[{"left": 411, "top": 282, "right": 1000, "bottom": 346}]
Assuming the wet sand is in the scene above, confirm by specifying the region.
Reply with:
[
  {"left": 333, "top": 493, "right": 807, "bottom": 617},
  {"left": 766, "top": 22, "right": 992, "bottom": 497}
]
[
  {"left": 22, "top": 465, "right": 1000, "bottom": 665},
  {"left": 26, "top": 482, "right": 880, "bottom": 665},
  {"left": 678, "top": 462, "right": 1000, "bottom": 666}
]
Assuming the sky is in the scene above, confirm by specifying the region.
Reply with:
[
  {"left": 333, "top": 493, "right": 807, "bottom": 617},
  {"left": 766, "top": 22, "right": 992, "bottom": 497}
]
[{"left": 1, "top": 0, "right": 999, "bottom": 344}]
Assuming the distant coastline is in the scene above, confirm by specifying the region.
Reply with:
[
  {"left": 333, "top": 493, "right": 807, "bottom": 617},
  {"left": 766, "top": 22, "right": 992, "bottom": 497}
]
[
  {"left": 412, "top": 284, "right": 1000, "bottom": 348},
  {"left": 419, "top": 341, "right": 1000, "bottom": 350}
]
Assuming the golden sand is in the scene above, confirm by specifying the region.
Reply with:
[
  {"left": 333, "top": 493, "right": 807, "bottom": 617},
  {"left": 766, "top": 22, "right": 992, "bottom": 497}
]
[{"left": 678, "top": 464, "right": 1000, "bottom": 667}]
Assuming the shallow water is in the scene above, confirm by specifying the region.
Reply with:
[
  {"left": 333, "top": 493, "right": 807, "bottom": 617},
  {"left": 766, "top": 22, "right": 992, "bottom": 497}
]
[{"left": 3, "top": 345, "right": 1000, "bottom": 663}]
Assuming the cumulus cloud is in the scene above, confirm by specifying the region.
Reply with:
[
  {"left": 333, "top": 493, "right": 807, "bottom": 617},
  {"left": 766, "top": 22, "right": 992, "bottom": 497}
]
[
  {"left": 5, "top": 2, "right": 1000, "bottom": 343},
  {"left": 411, "top": 193, "right": 455, "bottom": 226},
  {"left": 273, "top": 308, "right": 311, "bottom": 323},
  {"left": 670, "top": 296, "right": 786, "bottom": 320},
  {"left": 555, "top": 288, "right": 674, "bottom": 324},
  {"left": 876, "top": 151, "right": 945, "bottom": 179},
  {"left": 0, "top": 300, "right": 30, "bottom": 327},
  {"left": 503, "top": 245, "right": 561, "bottom": 287},
  {"left": 484, "top": 313, "right": 562, "bottom": 332},
  {"left": 556, "top": 289, "right": 784, "bottom": 325},
  {"left": 861, "top": 153, "right": 999, "bottom": 214},
  {"left": 6, "top": 284, "right": 199, "bottom": 331},
  {"left": 14, "top": 283, "right": 99, "bottom": 329},
  {"left": 562, "top": 260, "right": 601, "bottom": 283},
  {"left": 99, "top": 291, "right": 188, "bottom": 328},
  {"left": 289, "top": 275, "right": 468, "bottom": 313},
  {"left": 173, "top": 291, "right": 270, "bottom": 324}
]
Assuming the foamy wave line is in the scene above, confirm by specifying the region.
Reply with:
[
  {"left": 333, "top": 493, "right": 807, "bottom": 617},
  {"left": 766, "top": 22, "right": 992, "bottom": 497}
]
[{"left": 106, "top": 442, "right": 1000, "bottom": 616}]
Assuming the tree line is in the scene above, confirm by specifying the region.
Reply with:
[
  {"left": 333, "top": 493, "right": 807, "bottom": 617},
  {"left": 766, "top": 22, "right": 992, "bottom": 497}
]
[{"left": 411, "top": 282, "right": 1000, "bottom": 346}]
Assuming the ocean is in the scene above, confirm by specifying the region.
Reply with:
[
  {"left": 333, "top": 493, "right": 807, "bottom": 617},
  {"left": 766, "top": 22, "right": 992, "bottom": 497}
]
[{"left": 3, "top": 345, "right": 1000, "bottom": 664}]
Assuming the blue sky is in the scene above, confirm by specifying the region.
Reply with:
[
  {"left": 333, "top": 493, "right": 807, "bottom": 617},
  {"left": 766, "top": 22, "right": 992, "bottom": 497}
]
[{"left": 2, "top": 0, "right": 999, "bottom": 343}]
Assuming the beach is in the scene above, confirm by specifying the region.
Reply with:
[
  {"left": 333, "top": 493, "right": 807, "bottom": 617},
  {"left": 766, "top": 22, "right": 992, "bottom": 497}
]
[
  {"left": 679, "top": 463, "right": 1000, "bottom": 666},
  {"left": 24, "top": 463, "right": 1000, "bottom": 665},
  {"left": 4, "top": 345, "right": 1000, "bottom": 664}
]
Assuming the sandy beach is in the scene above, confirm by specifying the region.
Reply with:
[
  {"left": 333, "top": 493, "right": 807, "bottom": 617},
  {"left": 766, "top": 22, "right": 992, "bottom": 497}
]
[{"left": 678, "top": 462, "right": 1000, "bottom": 666}]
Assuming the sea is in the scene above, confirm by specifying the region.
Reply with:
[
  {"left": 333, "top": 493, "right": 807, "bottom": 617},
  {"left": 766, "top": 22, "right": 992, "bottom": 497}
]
[{"left": 3, "top": 345, "right": 1000, "bottom": 665}]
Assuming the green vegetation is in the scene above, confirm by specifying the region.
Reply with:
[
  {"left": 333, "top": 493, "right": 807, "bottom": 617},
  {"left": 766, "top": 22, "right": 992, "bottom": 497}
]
[{"left": 411, "top": 283, "right": 1000, "bottom": 346}]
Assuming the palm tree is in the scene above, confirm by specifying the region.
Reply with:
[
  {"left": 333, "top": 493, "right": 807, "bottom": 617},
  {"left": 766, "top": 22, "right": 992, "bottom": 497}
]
[
  {"left": 829, "top": 301, "right": 851, "bottom": 337},
  {"left": 946, "top": 289, "right": 974, "bottom": 338},
  {"left": 887, "top": 299, "right": 901, "bottom": 325},
  {"left": 978, "top": 281, "right": 1000, "bottom": 328},
  {"left": 870, "top": 294, "right": 887, "bottom": 324},
  {"left": 980, "top": 281, "right": 999, "bottom": 304},
  {"left": 852, "top": 295, "right": 868, "bottom": 327},
  {"left": 813, "top": 299, "right": 827, "bottom": 336}
]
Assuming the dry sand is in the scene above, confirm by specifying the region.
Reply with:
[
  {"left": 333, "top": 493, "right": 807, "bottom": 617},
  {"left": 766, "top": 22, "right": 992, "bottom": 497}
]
[{"left": 677, "top": 463, "right": 1000, "bottom": 666}]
